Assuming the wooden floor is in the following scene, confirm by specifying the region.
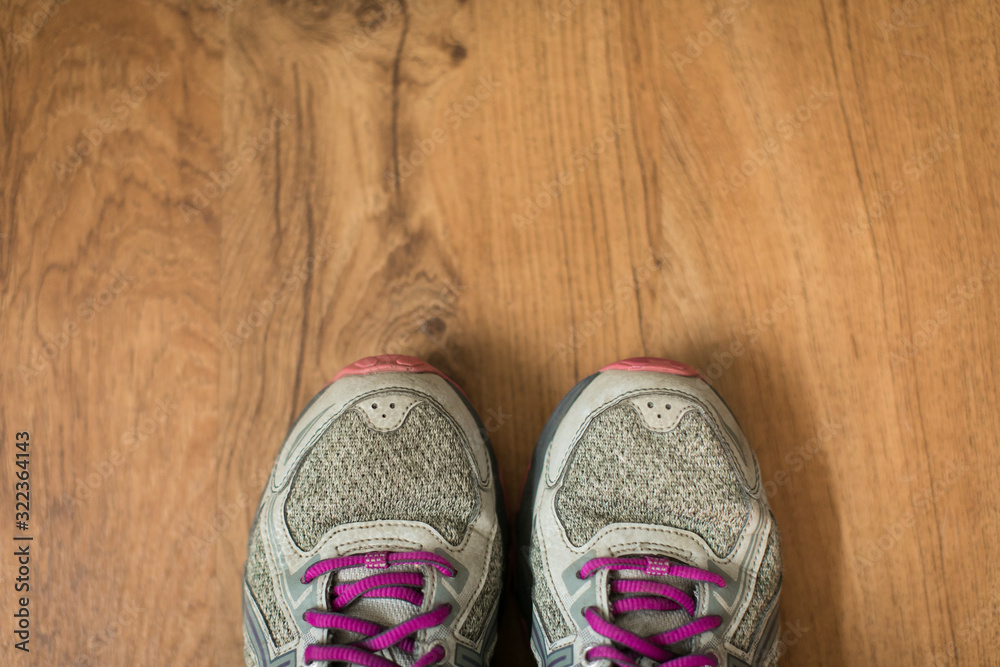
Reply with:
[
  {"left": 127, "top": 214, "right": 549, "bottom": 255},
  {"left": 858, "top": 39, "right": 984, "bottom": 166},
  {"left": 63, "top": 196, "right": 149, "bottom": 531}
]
[{"left": 2, "top": 0, "right": 998, "bottom": 664}]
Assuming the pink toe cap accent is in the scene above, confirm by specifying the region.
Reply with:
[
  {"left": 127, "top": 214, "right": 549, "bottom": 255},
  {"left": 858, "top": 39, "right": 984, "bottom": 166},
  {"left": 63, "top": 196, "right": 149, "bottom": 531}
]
[
  {"left": 331, "top": 354, "right": 468, "bottom": 398},
  {"left": 333, "top": 355, "right": 447, "bottom": 382},
  {"left": 599, "top": 357, "right": 703, "bottom": 380}
]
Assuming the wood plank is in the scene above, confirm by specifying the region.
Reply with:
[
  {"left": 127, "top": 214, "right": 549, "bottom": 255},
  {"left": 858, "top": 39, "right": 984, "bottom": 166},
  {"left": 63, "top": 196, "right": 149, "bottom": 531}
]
[
  {"left": 1, "top": 0, "right": 997, "bottom": 665},
  {"left": 1, "top": 0, "right": 223, "bottom": 663}
]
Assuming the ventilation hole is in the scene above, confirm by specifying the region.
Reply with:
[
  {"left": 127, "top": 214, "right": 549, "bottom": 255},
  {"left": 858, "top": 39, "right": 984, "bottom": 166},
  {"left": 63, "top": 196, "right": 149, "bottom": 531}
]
[
  {"left": 657, "top": 414, "right": 662, "bottom": 418},
  {"left": 381, "top": 414, "right": 386, "bottom": 418},
  {"left": 371, "top": 403, "right": 378, "bottom": 409},
  {"left": 389, "top": 403, "right": 396, "bottom": 409},
  {"left": 666, "top": 404, "right": 671, "bottom": 410},
  {"left": 647, "top": 401, "right": 654, "bottom": 408}
]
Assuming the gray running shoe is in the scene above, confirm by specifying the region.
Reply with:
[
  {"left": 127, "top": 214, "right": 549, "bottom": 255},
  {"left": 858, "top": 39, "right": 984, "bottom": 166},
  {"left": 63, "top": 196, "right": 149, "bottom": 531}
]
[
  {"left": 244, "top": 355, "right": 507, "bottom": 667},
  {"left": 517, "top": 358, "right": 782, "bottom": 667}
]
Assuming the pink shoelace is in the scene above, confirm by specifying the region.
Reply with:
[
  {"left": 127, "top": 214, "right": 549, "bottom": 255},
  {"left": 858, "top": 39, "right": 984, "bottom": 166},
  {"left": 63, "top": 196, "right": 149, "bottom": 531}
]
[
  {"left": 579, "top": 556, "right": 727, "bottom": 667},
  {"left": 300, "top": 551, "right": 455, "bottom": 667}
]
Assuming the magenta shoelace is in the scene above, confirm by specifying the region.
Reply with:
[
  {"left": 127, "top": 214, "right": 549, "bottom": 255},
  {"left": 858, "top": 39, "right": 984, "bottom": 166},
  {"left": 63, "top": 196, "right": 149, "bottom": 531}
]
[
  {"left": 579, "top": 556, "right": 727, "bottom": 667},
  {"left": 300, "top": 551, "right": 455, "bottom": 667}
]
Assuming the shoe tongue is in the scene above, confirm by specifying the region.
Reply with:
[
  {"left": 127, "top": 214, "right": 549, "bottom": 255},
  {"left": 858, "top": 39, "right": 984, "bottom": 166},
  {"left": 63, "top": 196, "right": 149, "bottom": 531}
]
[
  {"left": 610, "top": 565, "right": 697, "bottom": 655},
  {"left": 327, "top": 562, "right": 429, "bottom": 666}
]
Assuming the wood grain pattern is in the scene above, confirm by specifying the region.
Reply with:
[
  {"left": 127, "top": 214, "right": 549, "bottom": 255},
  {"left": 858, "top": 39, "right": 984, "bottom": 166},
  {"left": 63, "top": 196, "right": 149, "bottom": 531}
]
[{"left": 2, "top": 0, "right": 998, "bottom": 664}]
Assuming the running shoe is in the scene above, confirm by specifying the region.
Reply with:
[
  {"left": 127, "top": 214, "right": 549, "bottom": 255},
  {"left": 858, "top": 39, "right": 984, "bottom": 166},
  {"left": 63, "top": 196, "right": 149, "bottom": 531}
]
[
  {"left": 244, "top": 355, "right": 507, "bottom": 667},
  {"left": 517, "top": 357, "right": 782, "bottom": 666}
]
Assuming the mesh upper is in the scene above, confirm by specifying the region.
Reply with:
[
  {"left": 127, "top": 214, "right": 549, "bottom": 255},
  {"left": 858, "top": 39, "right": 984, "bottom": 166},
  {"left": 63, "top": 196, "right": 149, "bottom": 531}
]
[
  {"left": 246, "top": 521, "right": 297, "bottom": 648},
  {"left": 243, "top": 637, "right": 259, "bottom": 667},
  {"left": 554, "top": 402, "right": 750, "bottom": 555},
  {"left": 529, "top": 532, "right": 573, "bottom": 642},
  {"left": 284, "top": 400, "right": 479, "bottom": 550},
  {"left": 458, "top": 527, "right": 504, "bottom": 643},
  {"left": 732, "top": 523, "right": 782, "bottom": 652}
]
